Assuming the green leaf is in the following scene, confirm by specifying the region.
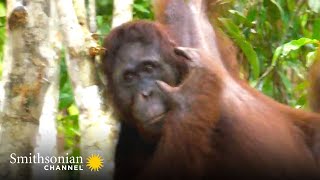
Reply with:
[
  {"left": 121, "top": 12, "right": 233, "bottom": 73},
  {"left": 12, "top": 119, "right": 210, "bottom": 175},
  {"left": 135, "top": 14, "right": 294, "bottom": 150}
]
[
  {"left": 133, "top": 4, "right": 150, "bottom": 14},
  {"left": 263, "top": 0, "right": 284, "bottom": 20},
  {"left": 308, "top": 0, "right": 320, "bottom": 13},
  {"left": 246, "top": 8, "right": 257, "bottom": 23},
  {"left": 272, "top": 46, "right": 283, "bottom": 66},
  {"left": 0, "top": 3, "right": 5, "bottom": 17},
  {"left": 96, "top": 15, "right": 111, "bottom": 34},
  {"left": 300, "top": 14, "right": 308, "bottom": 28},
  {"left": 219, "top": 18, "right": 260, "bottom": 79},
  {"left": 281, "top": 38, "right": 318, "bottom": 56},
  {"left": 0, "top": 16, "right": 5, "bottom": 27},
  {"left": 269, "top": 0, "right": 284, "bottom": 17},
  {"left": 229, "top": 10, "right": 246, "bottom": 23},
  {"left": 59, "top": 93, "right": 74, "bottom": 109},
  {"left": 68, "top": 104, "right": 79, "bottom": 116},
  {"left": 271, "top": 38, "right": 318, "bottom": 68},
  {"left": 313, "top": 18, "right": 320, "bottom": 40},
  {"left": 286, "top": 0, "right": 296, "bottom": 12},
  {"left": 59, "top": 115, "right": 79, "bottom": 122}
]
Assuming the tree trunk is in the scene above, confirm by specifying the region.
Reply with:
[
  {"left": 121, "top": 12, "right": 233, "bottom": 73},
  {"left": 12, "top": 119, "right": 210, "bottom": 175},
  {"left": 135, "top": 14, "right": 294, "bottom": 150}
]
[
  {"left": 88, "top": 0, "right": 97, "bottom": 33},
  {"left": 112, "top": 0, "right": 134, "bottom": 28},
  {"left": 32, "top": 0, "right": 61, "bottom": 178},
  {"left": 55, "top": 0, "right": 119, "bottom": 179},
  {"left": 0, "top": 0, "right": 59, "bottom": 179}
]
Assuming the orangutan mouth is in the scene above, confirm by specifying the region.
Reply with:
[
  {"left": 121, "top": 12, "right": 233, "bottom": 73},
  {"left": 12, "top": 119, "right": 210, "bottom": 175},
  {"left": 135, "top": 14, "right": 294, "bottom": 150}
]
[{"left": 148, "top": 112, "right": 167, "bottom": 125}]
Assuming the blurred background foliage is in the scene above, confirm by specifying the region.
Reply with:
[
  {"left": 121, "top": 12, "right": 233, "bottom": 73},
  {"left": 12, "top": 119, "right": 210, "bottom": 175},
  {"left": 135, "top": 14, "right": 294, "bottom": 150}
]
[
  {"left": 0, "top": 0, "right": 319, "bottom": 156},
  {"left": 213, "top": 0, "right": 320, "bottom": 108},
  {"left": 0, "top": 0, "right": 6, "bottom": 77}
]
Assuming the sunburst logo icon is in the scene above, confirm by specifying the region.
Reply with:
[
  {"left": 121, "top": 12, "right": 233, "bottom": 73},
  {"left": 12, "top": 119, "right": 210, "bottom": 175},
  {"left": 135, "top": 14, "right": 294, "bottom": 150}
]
[{"left": 86, "top": 154, "right": 104, "bottom": 172}]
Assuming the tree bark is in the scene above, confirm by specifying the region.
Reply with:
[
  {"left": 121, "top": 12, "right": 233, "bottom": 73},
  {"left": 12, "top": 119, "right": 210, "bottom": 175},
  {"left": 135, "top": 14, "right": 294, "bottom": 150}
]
[
  {"left": 112, "top": 0, "right": 134, "bottom": 28},
  {"left": 32, "top": 0, "right": 61, "bottom": 178},
  {"left": 88, "top": 0, "right": 97, "bottom": 33},
  {"left": 0, "top": 0, "right": 59, "bottom": 179}
]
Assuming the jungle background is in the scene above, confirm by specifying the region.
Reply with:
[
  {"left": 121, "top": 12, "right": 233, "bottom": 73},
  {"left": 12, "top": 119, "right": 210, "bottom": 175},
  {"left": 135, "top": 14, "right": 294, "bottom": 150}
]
[{"left": 0, "top": 0, "right": 319, "bottom": 179}]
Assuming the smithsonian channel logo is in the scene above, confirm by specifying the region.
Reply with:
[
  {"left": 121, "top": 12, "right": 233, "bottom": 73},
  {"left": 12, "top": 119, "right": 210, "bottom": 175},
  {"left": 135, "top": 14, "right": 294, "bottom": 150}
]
[{"left": 10, "top": 153, "right": 104, "bottom": 172}]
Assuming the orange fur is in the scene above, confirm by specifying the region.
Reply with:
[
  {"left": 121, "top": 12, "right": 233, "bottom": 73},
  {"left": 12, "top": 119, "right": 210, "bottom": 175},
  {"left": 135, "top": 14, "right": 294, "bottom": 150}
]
[
  {"left": 153, "top": 0, "right": 240, "bottom": 78},
  {"left": 147, "top": 49, "right": 320, "bottom": 179}
]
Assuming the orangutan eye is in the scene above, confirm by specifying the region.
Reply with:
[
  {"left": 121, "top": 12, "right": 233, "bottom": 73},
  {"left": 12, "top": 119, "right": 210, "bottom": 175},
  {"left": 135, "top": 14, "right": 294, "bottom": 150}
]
[
  {"left": 123, "top": 72, "right": 136, "bottom": 83},
  {"left": 142, "top": 64, "right": 154, "bottom": 73}
]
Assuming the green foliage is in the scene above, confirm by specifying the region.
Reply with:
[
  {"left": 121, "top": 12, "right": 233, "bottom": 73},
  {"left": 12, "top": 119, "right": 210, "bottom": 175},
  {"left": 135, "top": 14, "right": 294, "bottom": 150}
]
[
  {"left": 217, "top": 0, "right": 319, "bottom": 107},
  {"left": 219, "top": 18, "right": 260, "bottom": 79},
  {"left": 133, "top": 0, "right": 154, "bottom": 20},
  {"left": 0, "top": 1, "right": 5, "bottom": 77},
  {"left": 96, "top": 0, "right": 113, "bottom": 35},
  {"left": 95, "top": 0, "right": 154, "bottom": 37}
]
